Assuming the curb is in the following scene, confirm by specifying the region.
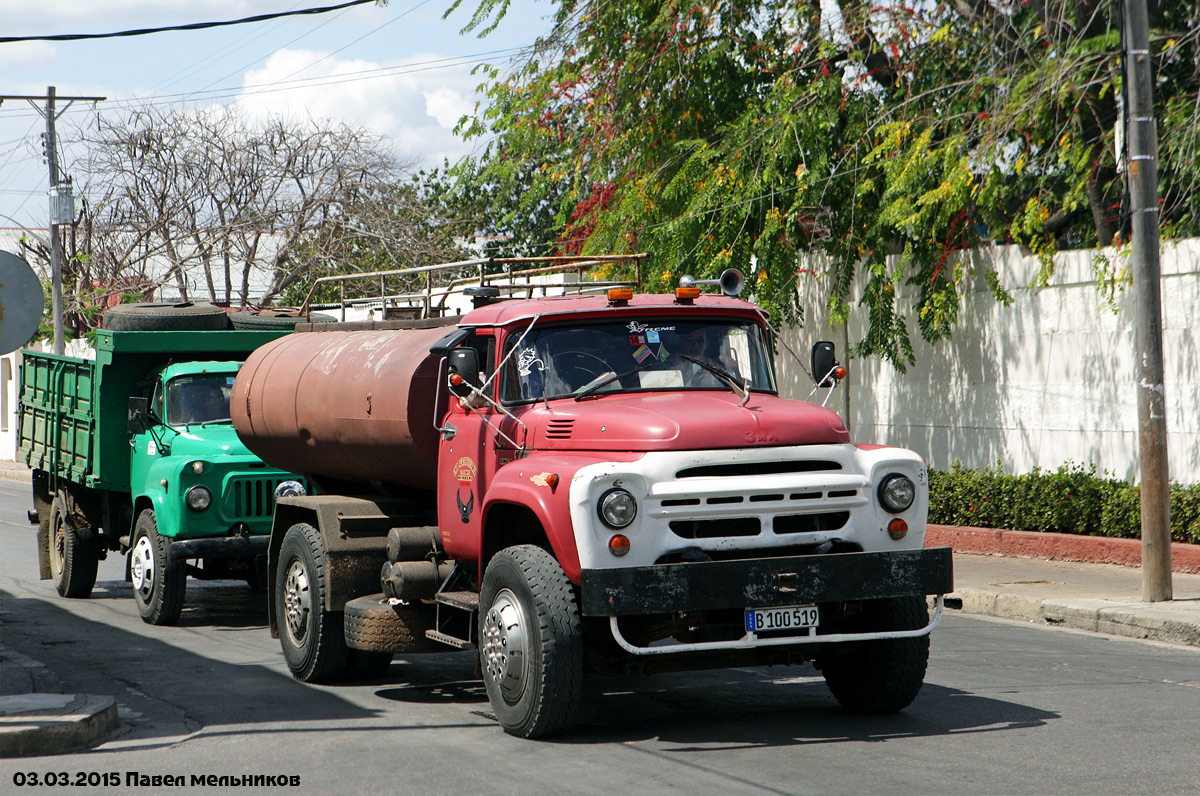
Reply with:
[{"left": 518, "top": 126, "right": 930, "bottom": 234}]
[
  {"left": 0, "top": 694, "right": 119, "bottom": 757},
  {"left": 0, "top": 463, "right": 32, "bottom": 483},
  {"left": 927, "top": 524, "right": 1200, "bottom": 573},
  {"left": 939, "top": 589, "right": 1200, "bottom": 648}
]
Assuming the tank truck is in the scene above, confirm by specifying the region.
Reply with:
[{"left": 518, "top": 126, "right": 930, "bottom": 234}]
[{"left": 232, "top": 255, "right": 953, "bottom": 738}]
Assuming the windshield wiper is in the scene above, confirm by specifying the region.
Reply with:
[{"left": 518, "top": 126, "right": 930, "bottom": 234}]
[
  {"left": 681, "top": 355, "right": 750, "bottom": 404},
  {"left": 574, "top": 362, "right": 652, "bottom": 401}
]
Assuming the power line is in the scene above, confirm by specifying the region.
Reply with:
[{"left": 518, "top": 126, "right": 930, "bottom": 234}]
[
  {"left": 0, "top": 1, "right": 376, "bottom": 43},
  {"left": 0, "top": 49, "right": 524, "bottom": 120},
  {"left": 148, "top": 1, "right": 313, "bottom": 93},
  {"left": 198, "top": 0, "right": 431, "bottom": 95}
]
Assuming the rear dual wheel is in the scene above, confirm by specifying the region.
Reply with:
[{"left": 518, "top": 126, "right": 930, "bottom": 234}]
[
  {"left": 48, "top": 494, "right": 99, "bottom": 599},
  {"left": 276, "top": 523, "right": 348, "bottom": 683}
]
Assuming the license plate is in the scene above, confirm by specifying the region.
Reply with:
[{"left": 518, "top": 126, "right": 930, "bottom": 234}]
[{"left": 745, "top": 604, "right": 820, "bottom": 633}]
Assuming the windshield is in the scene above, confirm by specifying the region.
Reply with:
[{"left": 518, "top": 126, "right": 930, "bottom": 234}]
[
  {"left": 162, "top": 374, "right": 234, "bottom": 426},
  {"left": 500, "top": 318, "right": 776, "bottom": 403}
]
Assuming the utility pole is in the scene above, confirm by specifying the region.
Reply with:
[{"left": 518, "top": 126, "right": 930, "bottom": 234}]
[
  {"left": 46, "top": 86, "right": 66, "bottom": 356},
  {"left": 1122, "top": 0, "right": 1172, "bottom": 601},
  {"left": 0, "top": 88, "right": 105, "bottom": 355}
]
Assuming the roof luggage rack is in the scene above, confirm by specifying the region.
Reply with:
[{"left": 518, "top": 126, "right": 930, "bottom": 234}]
[{"left": 298, "top": 254, "right": 647, "bottom": 320}]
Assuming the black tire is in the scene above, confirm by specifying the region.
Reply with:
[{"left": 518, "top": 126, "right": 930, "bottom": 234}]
[
  {"left": 130, "top": 509, "right": 186, "bottom": 625},
  {"left": 479, "top": 545, "right": 582, "bottom": 739},
  {"left": 276, "top": 523, "right": 348, "bottom": 683},
  {"left": 818, "top": 596, "right": 930, "bottom": 714},
  {"left": 103, "top": 302, "right": 231, "bottom": 332},
  {"left": 229, "top": 310, "right": 336, "bottom": 330},
  {"left": 344, "top": 593, "right": 440, "bottom": 655},
  {"left": 48, "top": 494, "right": 99, "bottom": 599}
]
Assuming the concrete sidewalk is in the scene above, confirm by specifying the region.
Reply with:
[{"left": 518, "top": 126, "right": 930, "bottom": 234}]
[
  {"left": 945, "top": 552, "right": 1200, "bottom": 647},
  {"left": 2, "top": 457, "right": 1198, "bottom": 757}
]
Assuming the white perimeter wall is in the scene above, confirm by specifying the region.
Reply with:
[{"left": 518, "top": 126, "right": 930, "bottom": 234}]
[{"left": 779, "top": 239, "right": 1199, "bottom": 484}]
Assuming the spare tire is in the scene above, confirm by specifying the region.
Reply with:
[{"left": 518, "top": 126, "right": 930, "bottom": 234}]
[
  {"left": 343, "top": 594, "right": 440, "bottom": 655},
  {"left": 103, "top": 302, "right": 231, "bottom": 332},
  {"left": 229, "top": 310, "right": 337, "bottom": 330}
]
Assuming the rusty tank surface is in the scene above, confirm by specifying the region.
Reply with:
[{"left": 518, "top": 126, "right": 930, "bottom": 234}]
[{"left": 231, "top": 326, "right": 452, "bottom": 491}]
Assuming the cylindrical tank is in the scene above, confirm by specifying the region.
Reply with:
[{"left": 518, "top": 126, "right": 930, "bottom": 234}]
[{"left": 232, "top": 328, "right": 452, "bottom": 491}]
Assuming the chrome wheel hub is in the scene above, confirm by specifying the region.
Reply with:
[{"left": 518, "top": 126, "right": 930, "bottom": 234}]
[
  {"left": 283, "top": 560, "right": 312, "bottom": 645},
  {"left": 481, "top": 589, "right": 528, "bottom": 701},
  {"left": 130, "top": 534, "right": 155, "bottom": 598}
]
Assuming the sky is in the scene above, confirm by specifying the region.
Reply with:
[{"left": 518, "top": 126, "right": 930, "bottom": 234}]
[{"left": 0, "top": 0, "right": 551, "bottom": 232}]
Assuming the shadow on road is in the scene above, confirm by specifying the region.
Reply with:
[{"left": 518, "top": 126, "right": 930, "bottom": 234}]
[
  {"left": 0, "top": 587, "right": 383, "bottom": 749},
  {"left": 78, "top": 577, "right": 270, "bottom": 630},
  {"left": 556, "top": 667, "right": 1059, "bottom": 747}
]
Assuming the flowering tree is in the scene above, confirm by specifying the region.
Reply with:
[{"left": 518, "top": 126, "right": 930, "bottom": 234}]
[{"left": 450, "top": 0, "right": 1198, "bottom": 367}]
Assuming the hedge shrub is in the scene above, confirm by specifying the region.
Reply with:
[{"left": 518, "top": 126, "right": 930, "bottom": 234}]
[{"left": 928, "top": 462, "right": 1200, "bottom": 545}]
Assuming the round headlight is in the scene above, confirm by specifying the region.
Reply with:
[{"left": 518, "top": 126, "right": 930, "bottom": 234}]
[
  {"left": 598, "top": 488, "right": 637, "bottom": 529},
  {"left": 274, "top": 480, "right": 306, "bottom": 499},
  {"left": 185, "top": 485, "right": 213, "bottom": 512},
  {"left": 878, "top": 474, "right": 916, "bottom": 513}
]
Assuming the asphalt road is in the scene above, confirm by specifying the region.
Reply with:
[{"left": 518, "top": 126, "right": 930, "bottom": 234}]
[{"left": 1, "top": 479, "right": 1198, "bottom": 796}]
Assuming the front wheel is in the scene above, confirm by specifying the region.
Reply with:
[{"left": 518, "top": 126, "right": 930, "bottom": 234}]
[
  {"left": 130, "top": 509, "right": 186, "bottom": 625},
  {"left": 817, "top": 596, "right": 930, "bottom": 714},
  {"left": 275, "top": 523, "right": 348, "bottom": 682},
  {"left": 48, "top": 494, "right": 99, "bottom": 599},
  {"left": 479, "top": 545, "right": 582, "bottom": 739}
]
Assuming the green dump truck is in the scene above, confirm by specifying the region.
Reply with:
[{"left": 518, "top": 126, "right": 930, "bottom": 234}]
[{"left": 19, "top": 328, "right": 307, "bottom": 625}]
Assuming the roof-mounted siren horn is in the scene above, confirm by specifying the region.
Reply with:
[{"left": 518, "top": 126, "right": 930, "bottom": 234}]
[{"left": 678, "top": 268, "right": 745, "bottom": 297}]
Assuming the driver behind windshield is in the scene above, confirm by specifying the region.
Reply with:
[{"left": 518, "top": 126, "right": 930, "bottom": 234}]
[
  {"left": 171, "top": 379, "right": 231, "bottom": 425},
  {"left": 503, "top": 320, "right": 770, "bottom": 403}
]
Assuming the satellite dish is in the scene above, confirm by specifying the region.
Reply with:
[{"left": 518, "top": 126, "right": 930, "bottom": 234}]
[{"left": 0, "top": 251, "right": 46, "bottom": 355}]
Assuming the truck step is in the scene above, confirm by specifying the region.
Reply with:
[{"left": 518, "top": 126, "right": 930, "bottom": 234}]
[
  {"left": 435, "top": 590, "right": 479, "bottom": 611},
  {"left": 425, "top": 630, "right": 476, "bottom": 650}
]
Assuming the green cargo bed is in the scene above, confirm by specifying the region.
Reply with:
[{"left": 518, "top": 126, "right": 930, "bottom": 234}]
[{"left": 18, "top": 329, "right": 287, "bottom": 492}]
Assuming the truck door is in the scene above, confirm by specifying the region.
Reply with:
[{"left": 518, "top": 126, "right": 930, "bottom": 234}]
[
  {"left": 437, "top": 333, "right": 496, "bottom": 559},
  {"left": 128, "top": 377, "right": 169, "bottom": 496}
]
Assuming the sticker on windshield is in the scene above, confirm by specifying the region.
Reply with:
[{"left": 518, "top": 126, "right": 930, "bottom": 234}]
[
  {"left": 633, "top": 344, "right": 652, "bottom": 363},
  {"left": 647, "top": 330, "right": 660, "bottom": 343},
  {"left": 629, "top": 334, "right": 645, "bottom": 346},
  {"left": 627, "top": 321, "right": 675, "bottom": 334},
  {"left": 517, "top": 348, "right": 544, "bottom": 376}
]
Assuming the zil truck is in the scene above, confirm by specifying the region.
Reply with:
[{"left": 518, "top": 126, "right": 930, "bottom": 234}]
[
  {"left": 231, "top": 257, "right": 953, "bottom": 738},
  {"left": 20, "top": 314, "right": 306, "bottom": 625}
]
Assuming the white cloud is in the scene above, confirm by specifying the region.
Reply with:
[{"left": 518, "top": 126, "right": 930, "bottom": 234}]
[
  {"left": 424, "top": 86, "right": 472, "bottom": 130},
  {"left": 235, "top": 48, "right": 485, "bottom": 169},
  {"left": 0, "top": 41, "right": 57, "bottom": 69}
]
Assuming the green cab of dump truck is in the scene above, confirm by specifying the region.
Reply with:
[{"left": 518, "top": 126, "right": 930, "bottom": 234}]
[{"left": 19, "top": 328, "right": 306, "bottom": 626}]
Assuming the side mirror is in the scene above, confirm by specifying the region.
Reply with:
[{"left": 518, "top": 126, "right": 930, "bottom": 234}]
[
  {"left": 128, "top": 397, "right": 150, "bottom": 435},
  {"left": 811, "top": 341, "right": 839, "bottom": 388},
  {"left": 446, "top": 347, "right": 481, "bottom": 397}
]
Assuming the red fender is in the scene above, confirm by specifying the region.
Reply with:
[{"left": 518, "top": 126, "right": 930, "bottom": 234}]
[{"left": 481, "top": 452, "right": 642, "bottom": 583}]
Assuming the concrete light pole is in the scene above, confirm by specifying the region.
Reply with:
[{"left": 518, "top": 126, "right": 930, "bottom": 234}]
[{"left": 1121, "top": 0, "right": 1172, "bottom": 601}]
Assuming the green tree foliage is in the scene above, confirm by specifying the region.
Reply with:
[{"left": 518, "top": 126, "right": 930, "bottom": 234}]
[{"left": 450, "top": 0, "right": 1199, "bottom": 367}]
